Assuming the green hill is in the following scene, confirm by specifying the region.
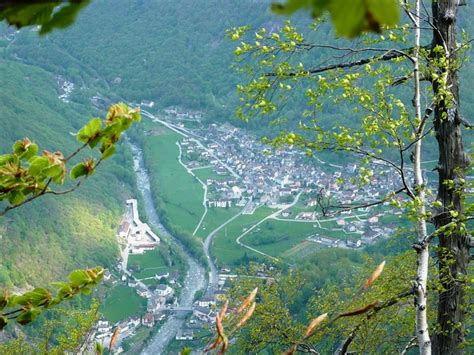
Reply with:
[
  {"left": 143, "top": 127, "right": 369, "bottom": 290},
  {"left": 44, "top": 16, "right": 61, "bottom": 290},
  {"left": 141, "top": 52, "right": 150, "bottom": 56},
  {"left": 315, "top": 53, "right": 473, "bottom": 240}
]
[{"left": 0, "top": 56, "right": 135, "bottom": 287}]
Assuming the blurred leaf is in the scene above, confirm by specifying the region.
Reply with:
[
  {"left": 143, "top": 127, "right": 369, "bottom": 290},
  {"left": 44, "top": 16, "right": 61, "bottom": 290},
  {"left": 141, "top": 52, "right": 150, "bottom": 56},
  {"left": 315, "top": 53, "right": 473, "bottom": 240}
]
[
  {"left": 28, "top": 156, "right": 49, "bottom": 177},
  {"left": 16, "top": 307, "right": 41, "bottom": 325},
  {"left": 8, "top": 190, "right": 25, "bottom": 206},
  {"left": 271, "top": 0, "right": 400, "bottom": 37},
  {"left": 70, "top": 162, "right": 88, "bottom": 179},
  {"left": 0, "top": 1, "right": 91, "bottom": 35},
  {"left": 68, "top": 269, "right": 92, "bottom": 287},
  {"left": 100, "top": 145, "right": 115, "bottom": 160},
  {"left": 77, "top": 118, "right": 102, "bottom": 144}
]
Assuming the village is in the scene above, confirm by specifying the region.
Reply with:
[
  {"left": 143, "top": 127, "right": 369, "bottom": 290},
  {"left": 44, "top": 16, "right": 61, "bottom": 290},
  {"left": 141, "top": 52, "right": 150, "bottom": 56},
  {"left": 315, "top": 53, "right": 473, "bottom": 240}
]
[
  {"left": 160, "top": 106, "right": 423, "bottom": 250},
  {"left": 92, "top": 198, "right": 231, "bottom": 351}
]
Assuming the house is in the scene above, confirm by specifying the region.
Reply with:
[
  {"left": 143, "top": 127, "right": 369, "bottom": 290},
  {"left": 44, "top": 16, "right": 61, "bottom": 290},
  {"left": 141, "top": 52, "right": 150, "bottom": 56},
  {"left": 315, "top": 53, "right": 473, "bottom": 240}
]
[
  {"left": 297, "top": 212, "right": 316, "bottom": 220},
  {"left": 97, "top": 320, "right": 112, "bottom": 334},
  {"left": 361, "top": 230, "right": 382, "bottom": 244},
  {"left": 176, "top": 329, "right": 194, "bottom": 341},
  {"left": 148, "top": 294, "right": 166, "bottom": 313},
  {"left": 140, "top": 100, "right": 154, "bottom": 108},
  {"left": 193, "top": 306, "right": 215, "bottom": 323},
  {"left": 155, "top": 284, "right": 174, "bottom": 298},
  {"left": 128, "top": 279, "right": 138, "bottom": 288},
  {"left": 306, "top": 199, "right": 318, "bottom": 207},
  {"left": 310, "top": 236, "right": 340, "bottom": 247},
  {"left": 346, "top": 240, "right": 362, "bottom": 248},
  {"left": 136, "top": 283, "right": 151, "bottom": 298},
  {"left": 128, "top": 317, "right": 141, "bottom": 327},
  {"left": 142, "top": 312, "right": 155, "bottom": 328},
  {"left": 155, "top": 271, "right": 170, "bottom": 280},
  {"left": 103, "top": 270, "right": 112, "bottom": 282},
  {"left": 198, "top": 296, "right": 216, "bottom": 308},
  {"left": 118, "top": 221, "right": 131, "bottom": 239}
]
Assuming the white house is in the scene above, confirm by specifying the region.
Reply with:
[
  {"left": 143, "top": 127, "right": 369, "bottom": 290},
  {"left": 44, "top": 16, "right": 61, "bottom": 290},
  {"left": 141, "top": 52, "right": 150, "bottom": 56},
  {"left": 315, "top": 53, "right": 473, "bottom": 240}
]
[{"left": 155, "top": 284, "right": 174, "bottom": 298}]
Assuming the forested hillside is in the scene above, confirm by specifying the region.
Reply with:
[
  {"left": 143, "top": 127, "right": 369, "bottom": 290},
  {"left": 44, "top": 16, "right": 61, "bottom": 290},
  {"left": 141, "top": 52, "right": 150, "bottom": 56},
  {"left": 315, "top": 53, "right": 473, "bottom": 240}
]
[{"left": 0, "top": 54, "right": 136, "bottom": 287}]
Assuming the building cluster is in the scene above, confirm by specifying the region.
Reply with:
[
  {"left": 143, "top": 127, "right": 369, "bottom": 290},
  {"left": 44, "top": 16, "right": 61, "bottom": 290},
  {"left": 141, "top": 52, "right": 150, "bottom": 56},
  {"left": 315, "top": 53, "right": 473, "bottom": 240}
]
[
  {"left": 180, "top": 123, "right": 410, "bottom": 219},
  {"left": 164, "top": 106, "right": 204, "bottom": 121},
  {"left": 118, "top": 199, "right": 160, "bottom": 254},
  {"left": 55, "top": 76, "right": 74, "bottom": 103}
]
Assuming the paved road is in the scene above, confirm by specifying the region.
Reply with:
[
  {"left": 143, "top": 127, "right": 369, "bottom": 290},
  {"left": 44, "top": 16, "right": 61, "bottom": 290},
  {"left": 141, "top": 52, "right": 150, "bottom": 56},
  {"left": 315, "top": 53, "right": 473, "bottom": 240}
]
[
  {"left": 203, "top": 211, "right": 244, "bottom": 286},
  {"left": 128, "top": 142, "right": 206, "bottom": 355}
]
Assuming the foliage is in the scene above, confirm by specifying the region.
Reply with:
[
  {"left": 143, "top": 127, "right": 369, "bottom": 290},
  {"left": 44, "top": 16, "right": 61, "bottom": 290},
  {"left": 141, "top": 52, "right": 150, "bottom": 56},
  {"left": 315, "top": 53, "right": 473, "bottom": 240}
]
[
  {"left": 0, "top": 267, "right": 103, "bottom": 331},
  {"left": 0, "top": 1, "right": 90, "bottom": 35},
  {"left": 0, "top": 102, "right": 140, "bottom": 216},
  {"left": 229, "top": 254, "right": 427, "bottom": 353},
  {"left": 205, "top": 287, "right": 258, "bottom": 353},
  {"left": 0, "top": 299, "right": 101, "bottom": 354},
  {"left": 272, "top": 0, "right": 400, "bottom": 37}
]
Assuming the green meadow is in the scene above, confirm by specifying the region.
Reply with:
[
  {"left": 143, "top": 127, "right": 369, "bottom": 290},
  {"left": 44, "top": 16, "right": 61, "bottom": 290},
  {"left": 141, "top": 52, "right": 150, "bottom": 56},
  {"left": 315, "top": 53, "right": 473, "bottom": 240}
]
[{"left": 101, "top": 285, "right": 147, "bottom": 323}]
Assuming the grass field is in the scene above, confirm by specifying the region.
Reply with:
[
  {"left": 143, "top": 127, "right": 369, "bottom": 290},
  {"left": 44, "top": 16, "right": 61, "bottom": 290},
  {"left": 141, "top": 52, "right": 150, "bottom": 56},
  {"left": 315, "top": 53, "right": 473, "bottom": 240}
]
[
  {"left": 211, "top": 206, "right": 275, "bottom": 266},
  {"left": 195, "top": 206, "right": 242, "bottom": 239},
  {"left": 192, "top": 166, "right": 231, "bottom": 182},
  {"left": 128, "top": 248, "right": 170, "bottom": 279},
  {"left": 142, "top": 124, "right": 205, "bottom": 235},
  {"left": 101, "top": 285, "right": 147, "bottom": 323},
  {"left": 244, "top": 219, "right": 319, "bottom": 257}
]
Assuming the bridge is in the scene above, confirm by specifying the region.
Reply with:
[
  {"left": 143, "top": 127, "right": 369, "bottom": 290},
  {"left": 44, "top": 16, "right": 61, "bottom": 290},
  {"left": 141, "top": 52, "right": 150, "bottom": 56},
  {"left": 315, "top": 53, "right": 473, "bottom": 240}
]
[{"left": 163, "top": 307, "right": 193, "bottom": 313}]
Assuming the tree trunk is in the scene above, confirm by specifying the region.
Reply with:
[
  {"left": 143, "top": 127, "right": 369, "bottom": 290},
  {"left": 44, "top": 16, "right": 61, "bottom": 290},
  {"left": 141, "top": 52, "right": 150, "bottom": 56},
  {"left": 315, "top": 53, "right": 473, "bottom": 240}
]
[
  {"left": 431, "top": 1, "right": 470, "bottom": 353},
  {"left": 413, "top": 1, "right": 431, "bottom": 352}
]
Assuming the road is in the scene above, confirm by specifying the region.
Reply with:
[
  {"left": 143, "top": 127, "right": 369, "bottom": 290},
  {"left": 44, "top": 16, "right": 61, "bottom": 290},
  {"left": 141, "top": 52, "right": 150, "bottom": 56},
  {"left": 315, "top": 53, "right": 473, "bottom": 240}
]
[
  {"left": 128, "top": 142, "right": 206, "bottom": 355},
  {"left": 175, "top": 141, "right": 209, "bottom": 236},
  {"left": 203, "top": 211, "right": 244, "bottom": 286}
]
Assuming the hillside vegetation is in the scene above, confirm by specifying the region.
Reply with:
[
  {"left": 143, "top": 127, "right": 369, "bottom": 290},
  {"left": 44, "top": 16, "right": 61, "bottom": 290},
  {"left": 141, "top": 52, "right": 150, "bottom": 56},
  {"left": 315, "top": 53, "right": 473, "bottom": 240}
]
[{"left": 0, "top": 56, "right": 135, "bottom": 287}]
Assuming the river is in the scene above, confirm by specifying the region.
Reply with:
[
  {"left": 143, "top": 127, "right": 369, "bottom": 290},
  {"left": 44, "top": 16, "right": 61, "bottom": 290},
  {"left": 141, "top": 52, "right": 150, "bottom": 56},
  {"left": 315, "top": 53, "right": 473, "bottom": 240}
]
[{"left": 129, "top": 142, "right": 206, "bottom": 354}]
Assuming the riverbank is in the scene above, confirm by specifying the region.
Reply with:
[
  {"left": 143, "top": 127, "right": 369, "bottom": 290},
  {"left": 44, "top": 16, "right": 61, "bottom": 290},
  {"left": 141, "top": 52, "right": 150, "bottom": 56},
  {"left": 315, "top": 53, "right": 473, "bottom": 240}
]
[{"left": 129, "top": 142, "right": 206, "bottom": 354}]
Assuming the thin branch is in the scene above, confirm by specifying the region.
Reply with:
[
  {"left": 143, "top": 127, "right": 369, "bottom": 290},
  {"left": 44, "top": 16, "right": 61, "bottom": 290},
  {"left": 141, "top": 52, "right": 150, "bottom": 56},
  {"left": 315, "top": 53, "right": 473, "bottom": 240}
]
[
  {"left": 401, "top": 336, "right": 418, "bottom": 355},
  {"left": 336, "top": 289, "right": 415, "bottom": 354},
  {"left": 265, "top": 47, "right": 425, "bottom": 78}
]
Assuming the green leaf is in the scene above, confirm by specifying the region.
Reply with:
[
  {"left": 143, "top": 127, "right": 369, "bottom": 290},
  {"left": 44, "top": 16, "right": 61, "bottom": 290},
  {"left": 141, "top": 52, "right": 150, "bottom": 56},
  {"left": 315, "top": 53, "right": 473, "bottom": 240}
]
[
  {"left": 100, "top": 145, "right": 115, "bottom": 160},
  {"left": 16, "top": 307, "right": 42, "bottom": 326},
  {"left": 367, "top": 0, "right": 400, "bottom": 27},
  {"left": 77, "top": 118, "right": 102, "bottom": 144},
  {"left": 8, "top": 191, "right": 25, "bottom": 206},
  {"left": 70, "top": 162, "right": 88, "bottom": 179},
  {"left": 42, "top": 164, "right": 63, "bottom": 179},
  {"left": 329, "top": 0, "right": 366, "bottom": 38},
  {"left": 0, "top": 2, "right": 91, "bottom": 35},
  {"left": 272, "top": 0, "right": 400, "bottom": 37},
  {"left": 96, "top": 342, "right": 104, "bottom": 355},
  {"left": 12, "top": 139, "right": 38, "bottom": 160},
  {"left": 22, "top": 288, "right": 52, "bottom": 307},
  {"left": 28, "top": 156, "right": 50, "bottom": 177},
  {"left": 81, "top": 287, "right": 92, "bottom": 295},
  {"left": 0, "top": 316, "right": 7, "bottom": 331},
  {"left": 0, "top": 154, "right": 13, "bottom": 166},
  {"left": 68, "top": 270, "right": 92, "bottom": 287},
  {"left": 57, "top": 285, "right": 74, "bottom": 299}
]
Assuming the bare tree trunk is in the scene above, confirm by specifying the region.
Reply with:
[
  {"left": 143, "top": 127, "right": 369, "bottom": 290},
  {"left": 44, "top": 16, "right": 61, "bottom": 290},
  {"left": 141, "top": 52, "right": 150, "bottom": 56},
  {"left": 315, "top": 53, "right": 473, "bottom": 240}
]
[
  {"left": 412, "top": 1, "right": 431, "bottom": 352},
  {"left": 431, "top": 1, "right": 470, "bottom": 353}
]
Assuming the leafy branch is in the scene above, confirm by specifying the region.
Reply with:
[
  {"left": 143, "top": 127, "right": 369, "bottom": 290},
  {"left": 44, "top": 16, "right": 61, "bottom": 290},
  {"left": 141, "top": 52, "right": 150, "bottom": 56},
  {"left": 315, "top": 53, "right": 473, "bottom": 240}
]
[
  {"left": 0, "top": 103, "right": 141, "bottom": 217},
  {"left": 0, "top": 267, "right": 104, "bottom": 331}
]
